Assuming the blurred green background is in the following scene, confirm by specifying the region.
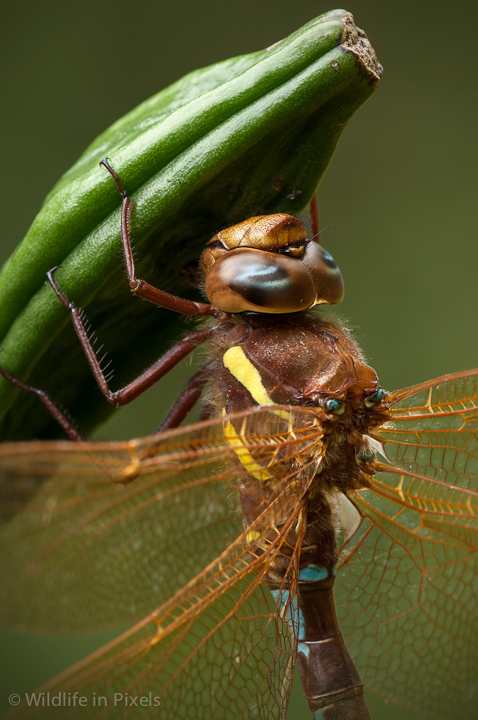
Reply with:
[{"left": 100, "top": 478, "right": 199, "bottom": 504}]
[{"left": 0, "top": 0, "right": 476, "bottom": 718}]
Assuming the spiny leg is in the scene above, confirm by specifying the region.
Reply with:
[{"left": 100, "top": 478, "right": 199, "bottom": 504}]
[
  {"left": 48, "top": 267, "right": 212, "bottom": 409},
  {"left": 0, "top": 156, "right": 221, "bottom": 440},
  {"left": 0, "top": 363, "right": 83, "bottom": 441},
  {"left": 100, "top": 158, "right": 221, "bottom": 318},
  {"left": 309, "top": 192, "right": 320, "bottom": 239},
  {"left": 155, "top": 365, "right": 212, "bottom": 433},
  {"left": 0, "top": 277, "right": 213, "bottom": 440}
]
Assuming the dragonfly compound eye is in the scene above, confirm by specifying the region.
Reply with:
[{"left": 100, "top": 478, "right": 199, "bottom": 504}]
[
  {"left": 202, "top": 217, "right": 344, "bottom": 314},
  {"left": 204, "top": 247, "right": 317, "bottom": 313}
]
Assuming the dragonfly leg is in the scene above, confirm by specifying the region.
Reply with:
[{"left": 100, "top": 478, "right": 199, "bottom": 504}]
[
  {"left": 0, "top": 364, "right": 83, "bottom": 441},
  {"left": 309, "top": 192, "right": 319, "bottom": 238},
  {"left": 100, "top": 158, "right": 220, "bottom": 318},
  {"left": 48, "top": 267, "right": 212, "bottom": 408},
  {"left": 155, "top": 365, "right": 212, "bottom": 433}
]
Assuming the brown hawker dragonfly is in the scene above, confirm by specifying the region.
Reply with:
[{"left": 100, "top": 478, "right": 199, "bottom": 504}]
[{"left": 0, "top": 160, "right": 476, "bottom": 720}]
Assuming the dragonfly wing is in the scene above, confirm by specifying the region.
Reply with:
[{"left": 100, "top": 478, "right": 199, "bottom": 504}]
[
  {"left": 0, "top": 405, "right": 322, "bottom": 637},
  {"left": 377, "top": 368, "right": 478, "bottom": 490},
  {"left": 6, "top": 475, "right": 309, "bottom": 720},
  {"left": 336, "top": 370, "right": 478, "bottom": 720}
]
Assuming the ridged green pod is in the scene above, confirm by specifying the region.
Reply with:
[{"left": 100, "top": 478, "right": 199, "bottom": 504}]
[{"left": 0, "top": 9, "right": 382, "bottom": 439}]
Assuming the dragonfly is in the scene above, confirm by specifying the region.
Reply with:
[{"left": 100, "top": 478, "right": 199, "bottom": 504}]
[{"left": 0, "top": 158, "right": 476, "bottom": 720}]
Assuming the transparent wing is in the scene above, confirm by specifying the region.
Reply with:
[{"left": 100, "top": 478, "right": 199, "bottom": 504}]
[
  {"left": 3, "top": 414, "right": 313, "bottom": 720},
  {"left": 377, "top": 368, "right": 478, "bottom": 490},
  {"left": 336, "top": 370, "right": 478, "bottom": 720},
  {"left": 0, "top": 405, "right": 322, "bottom": 637}
]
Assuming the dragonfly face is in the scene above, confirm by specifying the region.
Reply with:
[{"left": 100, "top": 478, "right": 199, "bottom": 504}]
[
  {"left": 0, "top": 169, "right": 476, "bottom": 720},
  {"left": 202, "top": 214, "right": 344, "bottom": 313}
]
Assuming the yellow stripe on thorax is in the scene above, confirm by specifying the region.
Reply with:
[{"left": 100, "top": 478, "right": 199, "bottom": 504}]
[
  {"left": 223, "top": 346, "right": 275, "bottom": 406},
  {"left": 223, "top": 345, "right": 292, "bottom": 481},
  {"left": 224, "top": 415, "right": 273, "bottom": 482}
]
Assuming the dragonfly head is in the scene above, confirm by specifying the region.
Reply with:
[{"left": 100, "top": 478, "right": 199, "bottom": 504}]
[{"left": 201, "top": 214, "right": 344, "bottom": 314}]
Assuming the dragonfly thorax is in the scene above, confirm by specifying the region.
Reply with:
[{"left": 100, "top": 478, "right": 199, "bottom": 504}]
[
  {"left": 216, "top": 314, "right": 384, "bottom": 414},
  {"left": 216, "top": 312, "right": 389, "bottom": 493}
]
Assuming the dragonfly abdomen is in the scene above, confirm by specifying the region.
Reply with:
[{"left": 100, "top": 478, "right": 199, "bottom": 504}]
[{"left": 297, "top": 573, "right": 371, "bottom": 720}]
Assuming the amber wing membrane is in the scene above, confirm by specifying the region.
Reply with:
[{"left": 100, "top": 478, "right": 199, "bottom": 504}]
[
  {"left": 378, "top": 368, "right": 478, "bottom": 490},
  {"left": 0, "top": 406, "right": 323, "bottom": 719},
  {"left": 335, "top": 369, "right": 478, "bottom": 720}
]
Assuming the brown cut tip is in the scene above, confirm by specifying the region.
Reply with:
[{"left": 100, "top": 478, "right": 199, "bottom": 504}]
[{"left": 341, "top": 13, "right": 383, "bottom": 80}]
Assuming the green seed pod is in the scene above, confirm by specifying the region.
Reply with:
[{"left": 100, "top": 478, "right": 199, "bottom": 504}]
[{"left": 0, "top": 9, "right": 382, "bottom": 439}]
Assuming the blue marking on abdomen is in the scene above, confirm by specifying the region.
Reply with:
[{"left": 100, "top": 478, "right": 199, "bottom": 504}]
[
  {"left": 270, "top": 588, "right": 306, "bottom": 640},
  {"left": 299, "top": 565, "right": 328, "bottom": 582},
  {"left": 298, "top": 607, "right": 305, "bottom": 641},
  {"left": 298, "top": 641, "right": 309, "bottom": 659}
]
